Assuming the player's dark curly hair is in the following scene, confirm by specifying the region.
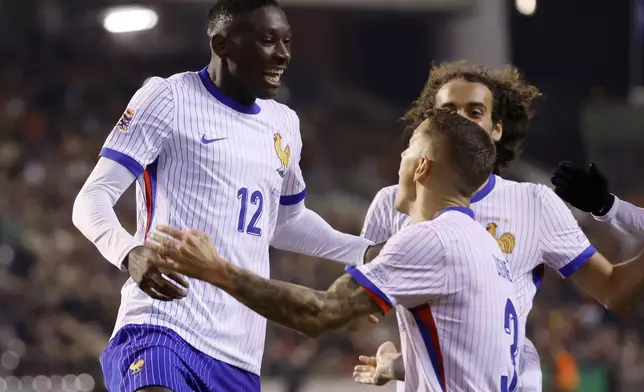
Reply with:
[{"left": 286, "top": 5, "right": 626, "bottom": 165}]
[
  {"left": 208, "top": 0, "right": 279, "bottom": 36},
  {"left": 402, "top": 61, "right": 541, "bottom": 174}
]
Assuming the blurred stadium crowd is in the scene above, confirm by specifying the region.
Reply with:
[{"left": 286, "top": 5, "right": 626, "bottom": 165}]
[{"left": 2, "top": 11, "right": 644, "bottom": 392}]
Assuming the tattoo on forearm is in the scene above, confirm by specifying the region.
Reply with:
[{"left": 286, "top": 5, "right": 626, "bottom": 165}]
[{"left": 227, "top": 272, "right": 380, "bottom": 337}]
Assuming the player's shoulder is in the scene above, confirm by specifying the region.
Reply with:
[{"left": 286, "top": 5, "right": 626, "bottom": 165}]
[
  {"left": 136, "top": 72, "right": 198, "bottom": 97},
  {"left": 393, "top": 220, "right": 439, "bottom": 243},
  {"left": 372, "top": 185, "right": 398, "bottom": 205},
  {"left": 493, "top": 175, "right": 551, "bottom": 199},
  {"left": 134, "top": 75, "right": 173, "bottom": 95},
  {"left": 161, "top": 71, "right": 205, "bottom": 91},
  {"left": 258, "top": 98, "right": 298, "bottom": 120},
  {"left": 258, "top": 98, "right": 300, "bottom": 135}
]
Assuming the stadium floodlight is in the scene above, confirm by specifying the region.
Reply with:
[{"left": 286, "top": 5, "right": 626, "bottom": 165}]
[
  {"left": 515, "top": 0, "right": 536, "bottom": 16},
  {"left": 102, "top": 6, "right": 158, "bottom": 34}
]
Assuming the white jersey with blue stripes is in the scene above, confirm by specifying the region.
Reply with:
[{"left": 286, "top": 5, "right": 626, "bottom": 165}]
[
  {"left": 362, "top": 175, "right": 596, "bottom": 391},
  {"left": 351, "top": 207, "right": 519, "bottom": 392},
  {"left": 99, "top": 68, "right": 306, "bottom": 375}
]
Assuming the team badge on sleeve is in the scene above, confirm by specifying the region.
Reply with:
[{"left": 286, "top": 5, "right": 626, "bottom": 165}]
[
  {"left": 273, "top": 133, "right": 290, "bottom": 177},
  {"left": 117, "top": 108, "right": 135, "bottom": 132}
]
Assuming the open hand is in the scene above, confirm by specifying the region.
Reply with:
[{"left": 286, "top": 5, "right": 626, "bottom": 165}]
[
  {"left": 145, "top": 226, "right": 227, "bottom": 284},
  {"left": 353, "top": 341, "right": 402, "bottom": 386},
  {"left": 126, "top": 246, "right": 189, "bottom": 301}
]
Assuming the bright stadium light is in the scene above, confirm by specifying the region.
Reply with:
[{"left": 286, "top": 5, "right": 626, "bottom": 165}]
[
  {"left": 515, "top": 0, "right": 536, "bottom": 16},
  {"left": 102, "top": 6, "right": 158, "bottom": 34}
]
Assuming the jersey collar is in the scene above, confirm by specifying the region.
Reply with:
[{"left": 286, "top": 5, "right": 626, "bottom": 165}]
[
  {"left": 434, "top": 206, "right": 475, "bottom": 220},
  {"left": 198, "top": 67, "right": 261, "bottom": 115},
  {"left": 471, "top": 174, "right": 496, "bottom": 203}
]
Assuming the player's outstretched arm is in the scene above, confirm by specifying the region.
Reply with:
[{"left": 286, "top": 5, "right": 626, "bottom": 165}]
[
  {"left": 571, "top": 250, "right": 644, "bottom": 312},
  {"left": 271, "top": 202, "right": 376, "bottom": 266},
  {"left": 272, "top": 112, "right": 376, "bottom": 267},
  {"left": 536, "top": 183, "right": 644, "bottom": 312},
  {"left": 146, "top": 226, "right": 383, "bottom": 337},
  {"left": 552, "top": 162, "right": 644, "bottom": 236}
]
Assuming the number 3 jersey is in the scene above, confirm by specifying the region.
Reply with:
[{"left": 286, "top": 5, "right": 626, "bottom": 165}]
[
  {"left": 362, "top": 176, "right": 597, "bottom": 392},
  {"left": 99, "top": 68, "right": 306, "bottom": 375},
  {"left": 349, "top": 207, "right": 520, "bottom": 392}
]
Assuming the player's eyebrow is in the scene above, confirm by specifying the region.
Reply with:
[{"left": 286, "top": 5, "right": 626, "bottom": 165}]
[
  {"left": 439, "top": 101, "right": 487, "bottom": 110},
  {"left": 467, "top": 102, "right": 488, "bottom": 111}
]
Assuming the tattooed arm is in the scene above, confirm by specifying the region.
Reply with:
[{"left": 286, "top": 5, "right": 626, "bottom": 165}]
[
  {"left": 216, "top": 267, "right": 382, "bottom": 338},
  {"left": 145, "top": 226, "right": 414, "bottom": 338}
]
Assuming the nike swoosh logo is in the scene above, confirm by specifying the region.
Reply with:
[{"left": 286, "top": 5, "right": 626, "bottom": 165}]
[{"left": 201, "top": 135, "right": 227, "bottom": 144}]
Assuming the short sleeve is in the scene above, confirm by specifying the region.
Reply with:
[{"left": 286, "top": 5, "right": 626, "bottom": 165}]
[
  {"left": 99, "top": 77, "right": 174, "bottom": 178},
  {"left": 347, "top": 224, "right": 446, "bottom": 313},
  {"left": 536, "top": 185, "right": 597, "bottom": 278},
  {"left": 279, "top": 111, "right": 306, "bottom": 205},
  {"left": 361, "top": 186, "right": 396, "bottom": 243}
]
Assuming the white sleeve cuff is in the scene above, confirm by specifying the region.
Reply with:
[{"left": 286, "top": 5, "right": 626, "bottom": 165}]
[{"left": 592, "top": 194, "right": 620, "bottom": 222}]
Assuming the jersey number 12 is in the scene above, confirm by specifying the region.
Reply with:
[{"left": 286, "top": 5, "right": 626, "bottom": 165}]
[{"left": 237, "top": 187, "right": 263, "bottom": 236}]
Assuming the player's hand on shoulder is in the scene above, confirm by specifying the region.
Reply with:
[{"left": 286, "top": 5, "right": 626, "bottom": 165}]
[
  {"left": 126, "top": 246, "right": 189, "bottom": 301},
  {"left": 146, "top": 226, "right": 227, "bottom": 284},
  {"left": 353, "top": 341, "right": 401, "bottom": 386},
  {"left": 551, "top": 161, "right": 615, "bottom": 215}
]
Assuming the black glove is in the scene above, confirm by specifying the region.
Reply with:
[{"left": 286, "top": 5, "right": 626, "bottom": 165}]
[{"left": 551, "top": 162, "right": 615, "bottom": 216}]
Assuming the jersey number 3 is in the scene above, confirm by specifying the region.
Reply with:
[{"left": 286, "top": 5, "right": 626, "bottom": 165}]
[
  {"left": 237, "top": 187, "right": 263, "bottom": 236},
  {"left": 500, "top": 298, "right": 519, "bottom": 392}
]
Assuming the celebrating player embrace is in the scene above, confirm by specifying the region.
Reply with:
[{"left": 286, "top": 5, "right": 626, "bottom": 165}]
[
  {"left": 357, "top": 61, "right": 644, "bottom": 392},
  {"left": 146, "top": 109, "right": 522, "bottom": 392},
  {"left": 72, "top": 1, "right": 378, "bottom": 391}
]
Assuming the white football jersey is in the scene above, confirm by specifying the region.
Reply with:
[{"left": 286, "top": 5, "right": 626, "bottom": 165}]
[
  {"left": 350, "top": 207, "right": 519, "bottom": 392},
  {"left": 362, "top": 175, "right": 596, "bottom": 392},
  {"left": 100, "top": 68, "right": 306, "bottom": 375}
]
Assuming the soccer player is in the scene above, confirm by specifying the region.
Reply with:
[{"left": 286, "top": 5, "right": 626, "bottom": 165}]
[
  {"left": 146, "top": 108, "right": 521, "bottom": 392},
  {"left": 72, "top": 1, "right": 376, "bottom": 391},
  {"left": 355, "top": 61, "right": 644, "bottom": 391},
  {"left": 552, "top": 162, "right": 644, "bottom": 236}
]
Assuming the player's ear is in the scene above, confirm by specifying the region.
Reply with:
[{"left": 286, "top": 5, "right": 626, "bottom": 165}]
[
  {"left": 491, "top": 121, "right": 502, "bottom": 143},
  {"left": 414, "top": 157, "right": 432, "bottom": 182},
  {"left": 211, "top": 35, "right": 228, "bottom": 59}
]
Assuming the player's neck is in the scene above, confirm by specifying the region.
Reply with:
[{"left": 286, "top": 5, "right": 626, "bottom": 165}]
[
  {"left": 410, "top": 187, "right": 469, "bottom": 224},
  {"left": 475, "top": 176, "right": 489, "bottom": 194},
  {"left": 207, "top": 62, "right": 257, "bottom": 107}
]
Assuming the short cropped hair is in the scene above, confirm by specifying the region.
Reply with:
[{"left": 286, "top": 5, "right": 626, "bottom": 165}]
[
  {"left": 422, "top": 108, "right": 497, "bottom": 196},
  {"left": 207, "top": 0, "right": 279, "bottom": 36}
]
